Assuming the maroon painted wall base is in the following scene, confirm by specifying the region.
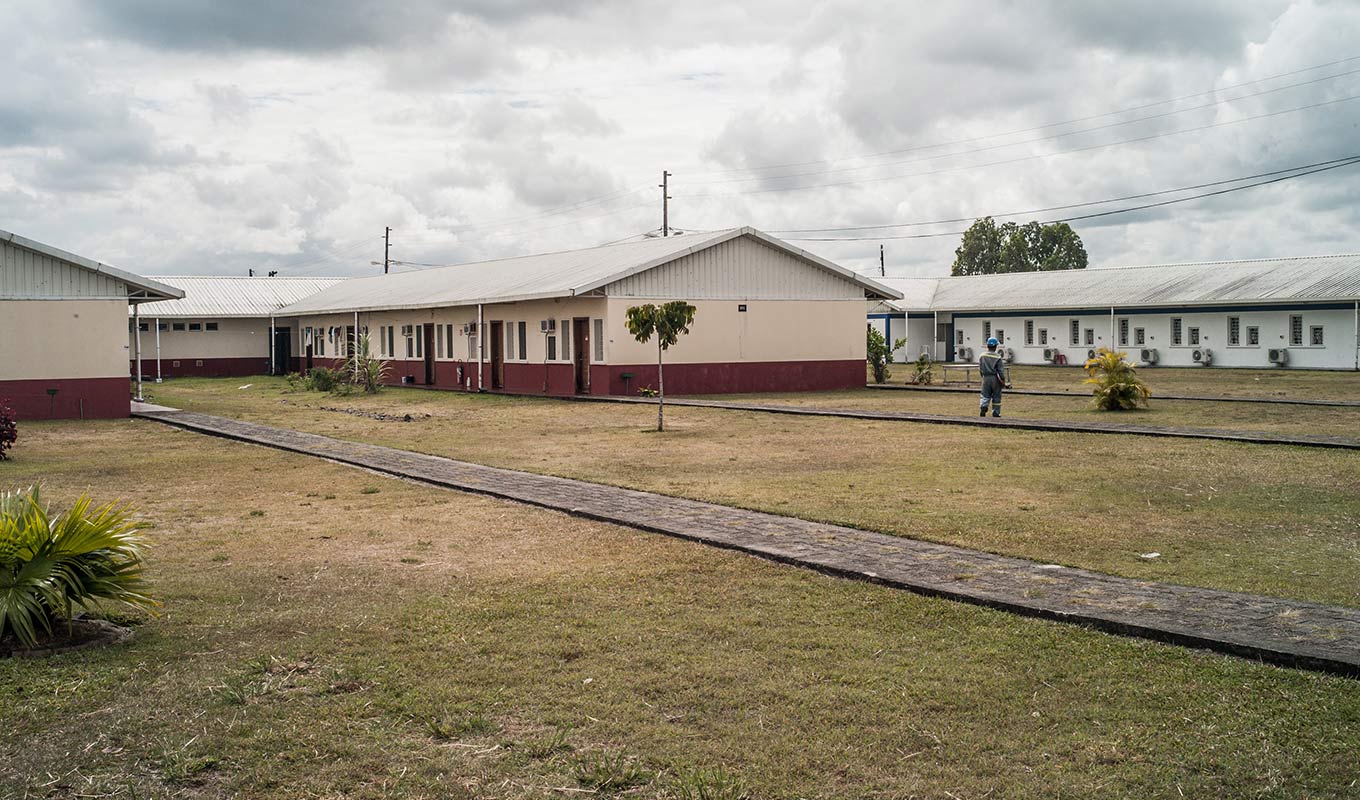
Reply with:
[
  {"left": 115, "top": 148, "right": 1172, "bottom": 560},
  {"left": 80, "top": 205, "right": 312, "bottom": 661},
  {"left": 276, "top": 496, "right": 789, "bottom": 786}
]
[
  {"left": 131, "top": 357, "right": 274, "bottom": 379},
  {"left": 0, "top": 377, "right": 131, "bottom": 420}
]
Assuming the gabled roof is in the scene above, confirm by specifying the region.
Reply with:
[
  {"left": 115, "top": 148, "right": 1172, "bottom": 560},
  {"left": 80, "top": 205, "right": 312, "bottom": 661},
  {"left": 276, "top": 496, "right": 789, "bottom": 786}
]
[
  {"left": 277, "top": 227, "right": 901, "bottom": 315},
  {"left": 1, "top": 227, "right": 183, "bottom": 302},
  {"left": 132, "top": 276, "right": 344, "bottom": 318},
  {"left": 873, "top": 254, "right": 1360, "bottom": 313}
]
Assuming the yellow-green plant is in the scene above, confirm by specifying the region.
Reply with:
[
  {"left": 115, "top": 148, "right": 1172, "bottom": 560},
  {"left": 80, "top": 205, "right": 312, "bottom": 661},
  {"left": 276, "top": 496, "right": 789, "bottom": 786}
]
[
  {"left": 1083, "top": 348, "right": 1151, "bottom": 411},
  {"left": 0, "top": 486, "right": 156, "bottom": 648}
]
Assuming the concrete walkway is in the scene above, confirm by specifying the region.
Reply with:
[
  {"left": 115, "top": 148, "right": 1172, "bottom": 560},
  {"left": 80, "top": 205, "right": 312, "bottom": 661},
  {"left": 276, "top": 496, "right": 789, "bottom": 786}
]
[
  {"left": 566, "top": 396, "right": 1360, "bottom": 451},
  {"left": 134, "top": 407, "right": 1360, "bottom": 677},
  {"left": 866, "top": 382, "right": 1360, "bottom": 408}
]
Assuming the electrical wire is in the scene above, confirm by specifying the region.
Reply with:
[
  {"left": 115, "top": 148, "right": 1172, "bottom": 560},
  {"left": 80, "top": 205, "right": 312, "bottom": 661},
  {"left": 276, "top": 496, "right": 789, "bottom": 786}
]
[
  {"left": 767, "top": 156, "right": 1360, "bottom": 234},
  {"left": 779, "top": 156, "right": 1360, "bottom": 241}
]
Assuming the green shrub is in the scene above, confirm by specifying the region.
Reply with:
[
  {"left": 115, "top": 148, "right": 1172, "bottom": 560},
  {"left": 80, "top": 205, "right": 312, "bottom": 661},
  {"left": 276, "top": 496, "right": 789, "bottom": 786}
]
[
  {"left": 866, "top": 327, "right": 907, "bottom": 384},
  {"left": 0, "top": 486, "right": 156, "bottom": 648},
  {"left": 672, "top": 766, "right": 750, "bottom": 800},
  {"left": 911, "top": 352, "right": 934, "bottom": 385},
  {"left": 304, "top": 367, "right": 342, "bottom": 393},
  {"left": 0, "top": 399, "right": 15, "bottom": 460},
  {"left": 1083, "top": 348, "right": 1152, "bottom": 411},
  {"left": 574, "top": 752, "right": 653, "bottom": 793}
]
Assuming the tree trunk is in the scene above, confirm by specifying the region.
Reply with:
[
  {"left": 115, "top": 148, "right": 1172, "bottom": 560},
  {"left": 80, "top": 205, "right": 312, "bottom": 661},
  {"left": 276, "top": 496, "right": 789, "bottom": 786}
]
[{"left": 656, "top": 339, "right": 665, "bottom": 432}]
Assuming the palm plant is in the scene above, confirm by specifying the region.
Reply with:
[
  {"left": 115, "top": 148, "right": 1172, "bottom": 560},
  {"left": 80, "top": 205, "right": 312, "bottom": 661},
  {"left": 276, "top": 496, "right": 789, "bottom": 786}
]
[
  {"left": 1083, "top": 348, "right": 1152, "bottom": 411},
  {"left": 344, "top": 332, "right": 390, "bottom": 394},
  {"left": 0, "top": 486, "right": 156, "bottom": 648},
  {"left": 625, "top": 301, "right": 697, "bottom": 431}
]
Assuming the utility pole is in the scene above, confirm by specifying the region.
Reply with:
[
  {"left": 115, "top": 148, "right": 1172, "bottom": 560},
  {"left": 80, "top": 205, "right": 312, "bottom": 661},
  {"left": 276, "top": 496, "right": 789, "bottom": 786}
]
[
  {"left": 879, "top": 244, "right": 885, "bottom": 277},
  {"left": 384, "top": 226, "right": 392, "bottom": 274},
  {"left": 659, "top": 171, "right": 671, "bottom": 237}
]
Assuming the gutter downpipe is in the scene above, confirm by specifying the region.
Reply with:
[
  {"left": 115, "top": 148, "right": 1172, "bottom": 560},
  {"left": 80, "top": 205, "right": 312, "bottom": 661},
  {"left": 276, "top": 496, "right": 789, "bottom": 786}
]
[
  {"left": 132, "top": 304, "right": 144, "bottom": 402},
  {"left": 477, "top": 303, "right": 484, "bottom": 391},
  {"left": 1353, "top": 300, "right": 1358, "bottom": 371},
  {"left": 933, "top": 310, "right": 940, "bottom": 361},
  {"left": 353, "top": 310, "right": 360, "bottom": 381},
  {"left": 155, "top": 318, "right": 162, "bottom": 383},
  {"left": 269, "top": 315, "right": 276, "bottom": 376},
  {"left": 1109, "top": 306, "right": 1116, "bottom": 351}
]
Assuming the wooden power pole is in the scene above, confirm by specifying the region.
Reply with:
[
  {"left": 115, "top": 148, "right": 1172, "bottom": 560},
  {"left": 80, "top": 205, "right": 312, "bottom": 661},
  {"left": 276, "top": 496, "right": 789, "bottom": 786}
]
[
  {"left": 880, "top": 244, "right": 885, "bottom": 277},
  {"left": 659, "top": 171, "right": 671, "bottom": 236},
  {"left": 384, "top": 226, "right": 391, "bottom": 274}
]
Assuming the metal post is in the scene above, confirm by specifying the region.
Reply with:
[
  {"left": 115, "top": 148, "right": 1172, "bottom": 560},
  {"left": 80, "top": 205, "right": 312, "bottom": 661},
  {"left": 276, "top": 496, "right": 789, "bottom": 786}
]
[
  {"left": 155, "top": 317, "right": 162, "bottom": 383},
  {"left": 132, "top": 304, "right": 144, "bottom": 402},
  {"left": 353, "top": 310, "right": 360, "bottom": 381},
  {"left": 1353, "top": 300, "right": 1358, "bottom": 371},
  {"left": 1109, "top": 306, "right": 1116, "bottom": 350},
  {"left": 269, "top": 315, "right": 276, "bottom": 376},
  {"left": 933, "top": 310, "right": 940, "bottom": 361},
  {"left": 476, "top": 303, "right": 484, "bottom": 391}
]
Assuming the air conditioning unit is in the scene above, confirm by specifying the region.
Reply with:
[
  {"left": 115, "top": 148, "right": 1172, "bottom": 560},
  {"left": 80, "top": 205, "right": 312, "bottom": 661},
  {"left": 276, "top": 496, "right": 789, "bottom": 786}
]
[
  {"left": 1192, "top": 348, "right": 1212, "bottom": 365},
  {"left": 462, "top": 323, "right": 475, "bottom": 336},
  {"left": 956, "top": 346, "right": 971, "bottom": 361},
  {"left": 1086, "top": 348, "right": 1097, "bottom": 361},
  {"left": 540, "top": 319, "right": 557, "bottom": 333},
  {"left": 1268, "top": 348, "right": 1289, "bottom": 365},
  {"left": 1140, "top": 348, "right": 1158, "bottom": 364},
  {"left": 400, "top": 324, "right": 414, "bottom": 337},
  {"left": 1042, "top": 348, "right": 1056, "bottom": 363},
  {"left": 1002, "top": 347, "right": 1014, "bottom": 361}
]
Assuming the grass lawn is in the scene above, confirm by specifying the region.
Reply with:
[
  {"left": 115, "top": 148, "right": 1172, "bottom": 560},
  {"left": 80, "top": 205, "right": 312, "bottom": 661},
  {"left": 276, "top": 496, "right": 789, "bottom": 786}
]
[
  {"left": 879, "top": 363, "right": 1360, "bottom": 401},
  {"left": 695, "top": 388, "right": 1360, "bottom": 438},
  {"left": 145, "top": 377, "right": 1360, "bottom": 608},
  {"left": 3, "top": 421, "right": 1359, "bottom": 798}
]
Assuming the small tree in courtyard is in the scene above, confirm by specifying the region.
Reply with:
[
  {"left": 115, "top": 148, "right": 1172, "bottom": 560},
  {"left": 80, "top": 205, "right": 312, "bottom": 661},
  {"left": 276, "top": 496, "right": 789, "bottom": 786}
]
[
  {"left": 866, "top": 326, "right": 906, "bottom": 384},
  {"left": 1083, "top": 348, "right": 1151, "bottom": 411},
  {"left": 625, "top": 301, "right": 696, "bottom": 432},
  {"left": 345, "top": 332, "right": 390, "bottom": 394},
  {"left": 0, "top": 399, "right": 16, "bottom": 461}
]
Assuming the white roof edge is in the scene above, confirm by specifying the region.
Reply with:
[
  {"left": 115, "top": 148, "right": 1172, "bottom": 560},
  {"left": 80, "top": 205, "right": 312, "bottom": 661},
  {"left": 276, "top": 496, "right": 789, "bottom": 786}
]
[
  {"left": 276, "top": 288, "right": 577, "bottom": 316},
  {"left": 0, "top": 228, "right": 183, "bottom": 301}
]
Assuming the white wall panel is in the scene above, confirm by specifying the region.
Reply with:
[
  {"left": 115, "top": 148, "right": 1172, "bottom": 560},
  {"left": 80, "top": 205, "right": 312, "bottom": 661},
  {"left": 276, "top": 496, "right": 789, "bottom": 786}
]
[
  {"left": 1, "top": 238, "right": 127, "bottom": 298},
  {"left": 605, "top": 236, "right": 863, "bottom": 300}
]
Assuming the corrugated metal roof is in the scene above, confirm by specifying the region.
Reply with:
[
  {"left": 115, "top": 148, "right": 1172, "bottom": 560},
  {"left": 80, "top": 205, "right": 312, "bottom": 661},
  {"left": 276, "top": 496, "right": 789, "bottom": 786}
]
[
  {"left": 878, "top": 254, "right": 1360, "bottom": 313},
  {"left": 134, "top": 276, "right": 344, "bottom": 318},
  {"left": 876, "top": 277, "right": 941, "bottom": 312},
  {"left": 276, "top": 227, "right": 901, "bottom": 315},
  {"left": 0, "top": 227, "right": 183, "bottom": 301}
]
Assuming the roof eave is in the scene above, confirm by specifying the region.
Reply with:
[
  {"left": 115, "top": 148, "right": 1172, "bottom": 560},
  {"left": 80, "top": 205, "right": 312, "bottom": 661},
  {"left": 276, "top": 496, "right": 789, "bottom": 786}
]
[{"left": 1, "top": 229, "right": 183, "bottom": 301}]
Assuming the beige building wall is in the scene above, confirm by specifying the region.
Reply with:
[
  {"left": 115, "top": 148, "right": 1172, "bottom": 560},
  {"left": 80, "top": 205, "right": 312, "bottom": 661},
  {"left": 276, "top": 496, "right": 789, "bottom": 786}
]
[
  {"left": 1, "top": 299, "right": 130, "bottom": 380},
  {"left": 603, "top": 298, "right": 866, "bottom": 365},
  {"left": 131, "top": 317, "right": 272, "bottom": 359}
]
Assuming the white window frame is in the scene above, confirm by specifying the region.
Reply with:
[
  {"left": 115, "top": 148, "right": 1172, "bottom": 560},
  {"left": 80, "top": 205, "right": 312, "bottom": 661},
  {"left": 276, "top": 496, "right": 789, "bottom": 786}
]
[
  {"left": 1227, "top": 316, "right": 1240, "bottom": 347},
  {"left": 1118, "top": 318, "right": 1129, "bottom": 347},
  {"left": 593, "top": 318, "right": 605, "bottom": 363},
  {"left": 1024, "top": 319, "right": 1034, "bottom": 346},
  {"left": 983, "top": 321, "right": 991, "bottom": 340},
  {"left": 1038, "top": 328, "right": 1048, "bottom": 346},
  {"left": 1069, "top": 319, "right": 1080, "bottom": 346},
  {"left": 1289, "top": 315, "right": 1304, "bottom": 347},
  {"left": 1134, "top": 327, "right": 1145, "bottom": 346},
  {"left": 1188, "top": 327, "right": 1200, "bottom": 346},
  {"left": 1171, "top": 317, "right": 1183, "bottom": 346},
  {"left": 1310, "top": 325, "right": 1324, "bottom": 347},
  {"left": 1083, "top": 328, "right": 1094, "bottom": 347},
  {"left": 1246, "top": 326, "right": 1260, "bottom": 347}
]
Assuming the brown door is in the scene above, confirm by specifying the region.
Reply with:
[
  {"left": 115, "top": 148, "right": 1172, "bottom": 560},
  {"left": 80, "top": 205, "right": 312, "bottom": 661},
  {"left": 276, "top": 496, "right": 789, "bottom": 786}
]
[
  {"left": 423, "top": 324, "right": 435, "bottom": 385},
  {"left": 489, "top": 321, "right": 505, "bottom": 389},
  {"left": 572, "top": 317, "right": 590, "bottom": 394},
  {"left": 305, "top": 344, "right": 314, "bottom": 372}
]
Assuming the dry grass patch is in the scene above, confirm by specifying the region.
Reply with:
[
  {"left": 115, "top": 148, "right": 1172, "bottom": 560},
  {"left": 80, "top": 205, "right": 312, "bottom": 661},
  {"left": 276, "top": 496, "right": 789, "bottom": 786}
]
[
  {"left": 147, "top": 378, "right": 1360, "bottom": 607},
  {"left": 1, "top": 420, "right": 1359, "bottom": 798}
]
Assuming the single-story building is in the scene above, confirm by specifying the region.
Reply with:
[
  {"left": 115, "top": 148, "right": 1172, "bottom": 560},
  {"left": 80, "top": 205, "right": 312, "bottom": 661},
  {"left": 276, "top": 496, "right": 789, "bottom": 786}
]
[
  {"left": 278, "top": 227, "right": 901, "bottom": 395},
  {"left": 1, "top": 228, "right": 182, "bottom": 420},
  {"left": 869, "top": 255, "right": 1360, "bottom": 370},
  {"left": 129, "top": 276, "right": 342, "bottom": 379}
]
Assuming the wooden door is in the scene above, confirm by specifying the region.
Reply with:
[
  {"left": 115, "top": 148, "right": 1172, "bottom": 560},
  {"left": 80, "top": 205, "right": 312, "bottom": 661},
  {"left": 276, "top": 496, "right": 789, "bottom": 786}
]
[
  {"left": 423, "top": 324, "right": 435, "bottom": 385},
  {"left": 572, "top": 318, "right": 590, "bottom": 394},
  {"left": 489, "top": 321, "right": 505, "bottom": 389}
]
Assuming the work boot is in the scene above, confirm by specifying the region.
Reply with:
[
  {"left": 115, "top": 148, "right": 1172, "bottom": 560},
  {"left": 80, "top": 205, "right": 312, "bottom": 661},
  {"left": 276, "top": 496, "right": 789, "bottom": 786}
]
[
  {"left": 992, "top": 411, "right": 1001, "bottom": 418},
  {"left": 979, "top": 408, "right": 987, "bottom": 417}
]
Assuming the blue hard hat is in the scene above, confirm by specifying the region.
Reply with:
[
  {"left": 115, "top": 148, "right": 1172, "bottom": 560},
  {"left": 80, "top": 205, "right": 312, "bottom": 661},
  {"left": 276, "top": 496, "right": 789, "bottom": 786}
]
[{"left": 986, "top": 337, "right": 999, "bottom": 347}]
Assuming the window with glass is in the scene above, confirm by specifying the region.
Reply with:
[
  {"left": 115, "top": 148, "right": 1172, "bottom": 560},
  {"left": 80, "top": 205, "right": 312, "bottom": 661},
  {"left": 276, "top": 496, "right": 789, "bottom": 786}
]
[
  {"left": 1171, "top": 318, "right": 1183, "bottom": 346},
  {"left": 1188, "top": 327, "right": 1200, "bottom": 346},
  {"left": 1083, "top": 328, "right": 1094, "bottom": 346},
  {"left": 517, "top": 321, "right": 527, "bottom": 360},
  {"left": 1024, "top": 320, "right": 1034, "bottom": 346},
  {"left": 1247, "top": 326, "right": 1259, "bottom": 346},
  {"left": 1134, "top": 327, "right": 1145, "bottom": 346},
  {"left": 1118, "top": 318, "right": 1129, "bottom": 347},
  {"left": 1290, "top": 315, "right": 1304, "bottom": 346},
  {"left": 1069, "top": 319, "right": 1080, "bottom": 346},
  {"left": 1310, "top": 325, "right": 1324, "bottom": 346}
]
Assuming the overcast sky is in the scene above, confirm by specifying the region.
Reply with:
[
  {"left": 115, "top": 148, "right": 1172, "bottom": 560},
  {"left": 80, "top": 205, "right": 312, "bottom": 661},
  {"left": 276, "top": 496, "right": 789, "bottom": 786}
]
[{"left": 3, "top": 0, "right": 1359, "bottom": 279}]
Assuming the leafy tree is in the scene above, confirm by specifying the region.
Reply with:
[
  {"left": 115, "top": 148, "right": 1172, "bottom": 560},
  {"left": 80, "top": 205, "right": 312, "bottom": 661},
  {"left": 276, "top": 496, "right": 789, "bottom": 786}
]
[
  {"left": 1083, "top": 348, "right": 1151, "bottom": 411},
  {"left": 866, "top": 326, "right": 906, "bottom": 384},
  {"left": 625, "top": 301, "right": 697, "bottom": 431},
  {"left": 953, "top": 218, "right": 1088, "bottom": 275}
]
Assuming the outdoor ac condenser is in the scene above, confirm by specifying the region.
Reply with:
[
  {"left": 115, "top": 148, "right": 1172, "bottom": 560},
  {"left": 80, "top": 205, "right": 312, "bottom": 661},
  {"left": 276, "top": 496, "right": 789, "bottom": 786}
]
[
  {"left": 956, "top": 346, "right": 971, "bottom": 361},
  {"left": 1269, "top": 348, "right": 1289, "bottom": 365},
  {"left": 1042, "top": 348, "right": 1056, "bottom": 362},
  {"left": 1140, "top": 348, "right": 1159, "bottom": 363},
  {"left": 1193, "top": 348, "right": 1213, "bottom": 365}
]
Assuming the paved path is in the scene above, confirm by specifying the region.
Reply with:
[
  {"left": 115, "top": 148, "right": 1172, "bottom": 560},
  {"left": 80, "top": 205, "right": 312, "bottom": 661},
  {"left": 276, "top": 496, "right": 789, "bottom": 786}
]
[
  {"left": 565, "top": 396, "right": 1360, "bottom": 451},
  {"left": 866, "top": 382, "right": 1360, "bottom": 408},
  {"left": 134, "top": 408, "right": 1360, "bottom": 677}
]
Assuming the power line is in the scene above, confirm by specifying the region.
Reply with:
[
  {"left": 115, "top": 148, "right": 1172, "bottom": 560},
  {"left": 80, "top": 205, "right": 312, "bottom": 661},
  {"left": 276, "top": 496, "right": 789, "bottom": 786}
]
[
  {"left": 680, "top": 92, "right": 1360, "bottom": 198},
  {"left": 683, "top": 67, "right": 1360, "bottom": 187},
  {"left": 781, "top": 156, "right": 1360, "bottom": 242},
  {"left": 768, "top": 156, "right": 1360, "bottom": 234},
  {"left": 684, "top": 53, "right": 1360, "bottom": 178}
]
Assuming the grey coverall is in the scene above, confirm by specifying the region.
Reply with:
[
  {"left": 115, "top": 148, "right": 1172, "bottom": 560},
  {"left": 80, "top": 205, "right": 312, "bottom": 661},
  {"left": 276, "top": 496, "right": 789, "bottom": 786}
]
[{"left": 978, "top": 349, "right": 1007, "bottom": 416}]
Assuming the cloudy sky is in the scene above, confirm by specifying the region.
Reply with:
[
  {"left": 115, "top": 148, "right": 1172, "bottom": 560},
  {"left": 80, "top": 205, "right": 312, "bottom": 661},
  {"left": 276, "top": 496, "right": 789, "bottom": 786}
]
[{"left": 3, "top": 0, "right": 1359, "bottom": 279}]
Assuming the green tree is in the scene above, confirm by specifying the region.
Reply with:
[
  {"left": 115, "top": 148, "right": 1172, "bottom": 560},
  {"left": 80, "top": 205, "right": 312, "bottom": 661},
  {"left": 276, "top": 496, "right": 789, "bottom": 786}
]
[
  {"left": 1083, "top": 348, "right": 1151, "bottom": 411},
  {"left": 625, "top": 301, "right": 697, "bottom": 431},
  {"left": 952, "top": 218, "right": 1088, "bottom": 275}
]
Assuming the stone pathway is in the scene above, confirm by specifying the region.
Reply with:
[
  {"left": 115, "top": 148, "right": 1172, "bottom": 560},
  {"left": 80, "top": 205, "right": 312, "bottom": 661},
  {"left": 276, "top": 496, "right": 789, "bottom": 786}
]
[
  {"left": 865, "top": 383, "right": 1360, "bottom": 408},
  {"left": 134, "top": 407, "right": 1360, "bottom": 677},
  {"left": 566, "top": 396, "right": 1360, "bottom": 451}
]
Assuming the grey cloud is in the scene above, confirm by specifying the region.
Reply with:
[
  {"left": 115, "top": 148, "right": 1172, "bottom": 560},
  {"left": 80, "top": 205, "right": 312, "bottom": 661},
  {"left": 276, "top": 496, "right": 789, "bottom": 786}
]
[{"left": 197, "top": 83, "right": 252, "bottom": 124}]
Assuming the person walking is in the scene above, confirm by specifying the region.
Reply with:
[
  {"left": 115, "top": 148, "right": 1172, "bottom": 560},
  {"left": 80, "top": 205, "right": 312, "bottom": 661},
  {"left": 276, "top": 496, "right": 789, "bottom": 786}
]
[{"left": 978, "top": 337, "right": 1010, "bottom": 417}]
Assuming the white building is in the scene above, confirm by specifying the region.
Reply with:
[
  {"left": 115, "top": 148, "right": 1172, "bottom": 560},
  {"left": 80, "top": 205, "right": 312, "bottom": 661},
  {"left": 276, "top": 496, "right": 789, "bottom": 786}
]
[
  {"left": 129, "top": 276, "right": 342, "bottom": 379},
  {"left": 869, "top": 255, "right": 1360, "bottom": 370},
  {"left": 1, "top": 228, "right": 181, "bottom": 419}
]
